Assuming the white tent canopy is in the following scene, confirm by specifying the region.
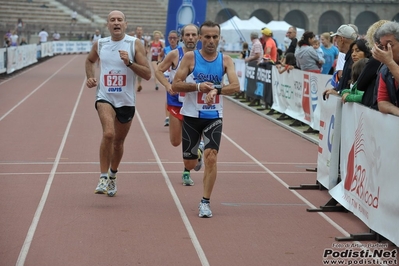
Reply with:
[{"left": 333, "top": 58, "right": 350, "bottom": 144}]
[{"left": 220, "top": 16, "right": 304, "bottom": 52}]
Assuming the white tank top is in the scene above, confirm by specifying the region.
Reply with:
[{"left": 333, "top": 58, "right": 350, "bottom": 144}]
[{"left": 96, "top": 35, "right": 137, "bottom": 107}]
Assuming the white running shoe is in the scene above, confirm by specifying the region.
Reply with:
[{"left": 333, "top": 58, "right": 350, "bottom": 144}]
[
  {"left": 106, "top": 177, "right": 117, "bottom": 197},
  {"left": 194, "top": 141, "right": 204, "bottom": 171},
  {"left": 198, "top": 199, "right": 212, "bottom": 218},
  {"left": 94, "top": 177, "right": 108, "bottom": 194}
]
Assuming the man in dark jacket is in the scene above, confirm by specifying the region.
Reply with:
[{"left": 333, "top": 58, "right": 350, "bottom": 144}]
[{"left": 373, "top": 21, "right": 399, "bottom": 116}]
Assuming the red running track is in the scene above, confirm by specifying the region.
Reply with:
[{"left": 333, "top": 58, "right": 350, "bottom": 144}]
[{"left": 0, "top": 55, "right": 396, "bottom": 266}]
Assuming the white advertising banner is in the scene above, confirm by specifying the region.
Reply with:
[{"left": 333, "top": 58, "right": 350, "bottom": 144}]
[
  {"left": 53, "top": 41, "right": 91, "bottom": 54},
  {"left": 271, "top": 68, "right": 334, "bottom": 131},
  {"left": 316, "top": 95, "right": 342, "bottom": 189},
  {"left": 6, "top": 44, "right": 37, "bottom": 74},
  {"left": 41, "top": 42, "right": 54, "bottom": 57},
  {"left": 0, "top": 48, "right": 6, "bottom": 74},
  {"left": 234, "top": 59, "right": 246, "bottom": 92},
  {"left": 329, "top": 103, "right": 399, "bottom": 246}
]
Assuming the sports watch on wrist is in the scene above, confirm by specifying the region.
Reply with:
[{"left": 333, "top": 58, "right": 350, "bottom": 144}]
[{"left": 127, "top": 60, "right": 133, "bottom": 67}]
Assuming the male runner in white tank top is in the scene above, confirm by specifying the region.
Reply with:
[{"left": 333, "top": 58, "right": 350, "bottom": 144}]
[{"left": 85, "top": 10, "right": 151, "bottom": 197}]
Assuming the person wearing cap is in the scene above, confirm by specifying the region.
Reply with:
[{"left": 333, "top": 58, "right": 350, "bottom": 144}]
[
  {"left": 261, "top": 28, "right": 277, "bottom": 63},
  {"left": 334, "top": 24, "right": 359, "bottom": 81},
  {"left": 245, "top": 32, "right": 263, "bottom": 63},
  {"left": 323, "top": 24, "right": 358, "bottom": 99}
]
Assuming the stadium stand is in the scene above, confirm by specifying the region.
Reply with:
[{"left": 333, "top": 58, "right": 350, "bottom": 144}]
[{"left": 0, "top": 0, "right": 168, "bottom": 44}]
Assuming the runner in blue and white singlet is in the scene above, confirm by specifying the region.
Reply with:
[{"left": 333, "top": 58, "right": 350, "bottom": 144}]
[
  {"left": 154, "top": 24, "right": 200, "bottom": 187},
  {"left": 180, "top": 49, "right": 224, "bottom": 119},
  {"left": 171, "top": 21, "right": 240, "bottom": 218}
]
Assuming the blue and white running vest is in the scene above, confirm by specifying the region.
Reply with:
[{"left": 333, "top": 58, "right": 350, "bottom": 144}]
[
  {"left": 167, "top": 46, "right": 184, "bottom": 107},
  {"left": 180, "top": 50, "right": 224, "bottom": 119}
]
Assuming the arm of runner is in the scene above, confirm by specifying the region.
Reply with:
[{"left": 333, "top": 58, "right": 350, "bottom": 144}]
[
  {"left": 155, "top": 50, "right": 175, "bottom": 95},
  {"left": 172, "top": 51, "right": 214, "bottom": 93},
  {"left": 172, "top": 51, "right": 195, "bottom": 92},
  {"left": 85, "top": 40, "right": 99, "bottom": 88},
  {"left": 206, "top": 55, "right": 240, "bottom": 105},
  {"left": 129, "top": 38, "right": 151, "bottom": 80}
]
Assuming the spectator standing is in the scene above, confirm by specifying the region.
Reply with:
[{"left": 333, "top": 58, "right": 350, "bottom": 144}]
[
  {"left": 245, "top": 32, "right": 263, "bottom": 63},
  {"left": 349, "top": 39, "right": 371, "bottom": 64},
  {"left": 276, "top": 52, "right": 297, "bottom": 74},
  {"left": 320, "top": 32, "right": 339, "bottom": 74},
  {"left": 38, "top": 28, "right": 48, "bottom": 43},
  {"left": 313, "top": 38, "right": 325, "bottom": 70},
  {"left": 172, "top": 20, "right": 240, "bottom": 218},
  {"left": 16, "top": 18, "right": 24, "bottom": 37},
  {"left": 239, "top": 42, "right": 250, "bottom": 59},
  {"left": 323, "top": 24, "right": 358, "bottom": 99},
  {"left": 52, "top": 31, "right": 60, "bottom": 41},
  {"left": 356, "top": 20, "right": 390, "bottom": 108},
  {"left": 85, "top": 10, "right": 151, "bottom": 196},
  {"left": 341, "top": 58, "right": 369, "bottom": 103},
  {"left": 19, "top": 37, "right": 28, "bottom": 45},
  {"left": 295, "top": 31, "right": 322, "bottom": 73},
  {"left": 261, "top": 28, "right": 277, "bottom": 62},
  {"left": 332, "top": 24, "right": 359, "bottom": 87},
  {"left": 4, "top": 30, "right": 11, "bottom": 41},
  {"left": 10, "top": 30, "right": 18, "bottom": 46},
  {"left": 285, "top": 26, "right": 298, "bottom": 55},
  {"left": 71, "top": 10, "right": 77, "bottom": 26},
  {"left": 91, "top": 29, "right": 102, "bottom": 45},
  {"left": 373, "top": 21, "right": 399, "bottom": 116}
]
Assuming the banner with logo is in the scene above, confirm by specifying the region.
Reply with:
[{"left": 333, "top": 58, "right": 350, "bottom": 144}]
[
  {"left": 53, "top": 41, "right": 91, "bottom": 54},
  {"left": 271, "top": 69, "right": 333, "bottom": 131},
  {"left": 40, "top": 42, "right": 54, "bottom": 58},
  {"left": 329, "top": 103, "right": 399, "bottom": 246},
  {"left": 245, "top": 60, "right": 258, "bottom": 97},
  {"left": 316, "top": 95, "right": 342, "bottom": 189},
  {"left": 257, "top": 64, "right": 273, "bottom": 107},
  {"left": 6, "top": 44, "right": 37, "bottom": 74},
  {"left": 165, "top": 0, "right": 207, "bottom": 46},
  {"left": 234, "top": 59, "right": 246, "bottom": 92}
]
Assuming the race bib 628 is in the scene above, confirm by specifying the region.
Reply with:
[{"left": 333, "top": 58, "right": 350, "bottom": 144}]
[{"left": 104, "top": 74, "right": 126, "bottom": 87}]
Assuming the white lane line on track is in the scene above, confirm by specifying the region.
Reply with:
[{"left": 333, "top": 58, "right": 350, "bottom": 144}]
[
  {"left": 16, "top": 75, "right": 85, "bottom": 266},
  {"left": 0, "top": 171, "right": 314, "bottom": 176},
  {"left": 222, "top": 132, "right": 349, "bottom": 234},
  {"left": 0, "top": 64, "right": 38, "bottom": 86},
  {"left": 222, "top": 132, "right": 385, "bottom": 263},
  {"left": 0, "top": 161, "right": 316, "bottom": 165},
  {"left": 0, "top": 56, "right": 77, "bottom": 122},
  {"left": 135, "top": 111, "right": 210, "bottom": 266}
]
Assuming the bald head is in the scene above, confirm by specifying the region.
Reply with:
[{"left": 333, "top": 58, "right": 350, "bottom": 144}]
[{"left": 107, "top": 10, "right": 125, "bottom": 22}]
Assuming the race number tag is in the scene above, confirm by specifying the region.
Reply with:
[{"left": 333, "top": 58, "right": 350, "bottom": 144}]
[
  {"left": 104, "top": 74, "right": 126, "bottom": 93},
  {"left": 197, "top": 92, "right": 220, "bottom": 104}
]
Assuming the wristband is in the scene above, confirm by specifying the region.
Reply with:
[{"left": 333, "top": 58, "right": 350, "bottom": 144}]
[
  {"left": 197, "top": 83, "right": 201, "bottom": 92},
  {"left": 214, "top": 85, "right": 222, "bottom": 95}
]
